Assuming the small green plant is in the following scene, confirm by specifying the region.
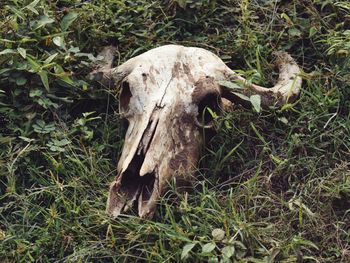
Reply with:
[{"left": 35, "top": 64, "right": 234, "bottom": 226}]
[
  {"left": 46, "top": 138, "right": 71, "bottom": 152},
  {"left": 32, "top": 120, "right": 55, "bottom": 134}
]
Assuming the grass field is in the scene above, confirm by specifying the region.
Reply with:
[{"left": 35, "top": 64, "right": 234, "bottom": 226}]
[{"left": 0, "top": 0, "right": 349, "bottom": 262}]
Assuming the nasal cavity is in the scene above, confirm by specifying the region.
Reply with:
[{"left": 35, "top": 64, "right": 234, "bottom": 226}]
[
  {"left": 119, "top": 81, "right": 132, "bottom": 113},
  {"left": 139, "top": 172, "right": 156, "bottom": 204}
]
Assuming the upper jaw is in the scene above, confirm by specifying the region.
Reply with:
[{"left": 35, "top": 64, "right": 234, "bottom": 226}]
[{"left": 106, "top": 148, "right": 162, "bottom": 218}]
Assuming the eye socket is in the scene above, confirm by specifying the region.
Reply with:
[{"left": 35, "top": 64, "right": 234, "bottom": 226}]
[
  {"left": 119, "top": 80, "right": 132, "bottom": 114},
  {"left": 196, "top": 92, "right": 221, "bottom": 127},
  {"left": 118, "top": 80, "right": 132, "bottom": 138}
]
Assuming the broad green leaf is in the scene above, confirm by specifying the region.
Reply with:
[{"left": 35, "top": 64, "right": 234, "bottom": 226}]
[
  {"left": 234, "top": 241, "right": 247, "bottom": 259},
  {"left": 60, "top": 12, "right": 78, "bottom": 31},
  {"left": 0, "top": 49, "right": 16, "bottom": 55},
  {"left": 19, "top": 37, "right": 37, "bottom": 44},
  {"left": 54, "top": 65, "right": 75, "bottom": 86},
  {"left": 292, "top": 236, "right": 319, "bottom": 250},
  {"left": 27, "top": 56, "right": 41, "bottom": 72},
  {"left": 0, "top": 68, "right": 11, "bottom": 75},
  {"left": 54, "top": 138, "right": 71, "bottom": 146},
  {"left": 33, "top": 120, "right": 55, "bottom": 134},
  {"left": 29, "top": 89, "right": 43, "bottom": 97},
  {"left": 288, "top": 27, "right": 302, "bottom": 37},
  {"left": 16, "top": 77, "right": 27, "bottom": 86},
  {"left": 309, "top": 26, "right": 318, "bottom": 37},
  {"left": 9, "top": 18, "right": 18, "bottom": 31},
  {"left": 232, "top": 92, "right": 250, "bottom": 101},
  {"left": 47, "top": 139, "right": 68, "bottom": 152},
  {"left": 34, "top": 16, "right": 55, "bottom": 30},
  {"left": 218, "top": 80, "right": 243, "bottom": 90},
  {"left": 49, "top": 145, "right": 65, "bottom": 152},
  {"left": 41, "top": 62, "right": 56, "bottom": 70},
  {"left": 25, "top": 5, "right": 39, "bottom": 15},
  {"left": 19, "top": 136, "right": 35, "bottom": 142},
  {"left": 17, "top": 47, "right": 26, "bottom": 59},
  {"left": 181, "top": 243, "right": 196, "bottom": 260},
  {"left": 39, "top": 71, "right": 50, "bottom": 91},
  {"left": 250, "top": 94, "right": 261, "bottom": 113},
  {"left": 27, "top": 0, "right": 40, "bottom": 8},
  {"left": 25, "top": 0, "right": 40, "bottom": 14},
  {"left": 44, "top": 53, "right": 58, "bottom": 64},
  {"left": 202, "top": 243, "right": 216, "bottom": 254},
  {"left": 53, "top": 36, "right": 65, "bottom": 48},
  {"left": 54, "top": 65, "right": 74, "bottom": 86},
  {"left": 278, "top": 117, "right": 289, "bottom": 124},
  {"left": 232, "top": 241, "right": 246, "bottom": 250},
  {"left": 37, "top": 98, "right": 58, "bottom": 109},
  {"left": 68, "top": 46, "right": 80, "bottom": 53},
  {"left": 222, "top": 246, "right": 235, "bottom": 259},
  {"left": 8, "top": 6, "right": 25, "bottom": 20}
]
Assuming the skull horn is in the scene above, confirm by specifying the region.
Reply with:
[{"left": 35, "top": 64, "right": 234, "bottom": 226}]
[
  {"left": 89, "top": 46, "right": 136, "bottom": 86},
  {"left": 220, "top": 51, "right": 302, "bottom": 108}
]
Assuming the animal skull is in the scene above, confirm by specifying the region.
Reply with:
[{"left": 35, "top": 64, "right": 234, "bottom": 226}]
[{"left": 90, "top": 45, "right": 302, "bottom": 218}]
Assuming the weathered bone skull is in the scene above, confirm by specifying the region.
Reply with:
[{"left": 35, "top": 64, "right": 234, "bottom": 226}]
[{"left": 90, "top": 45, "right": 302, "bottom": 218}]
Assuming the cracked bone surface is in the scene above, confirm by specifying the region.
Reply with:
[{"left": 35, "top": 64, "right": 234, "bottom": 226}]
[{"left": 92, "top": 45, "right": 302, "bottom": 218}]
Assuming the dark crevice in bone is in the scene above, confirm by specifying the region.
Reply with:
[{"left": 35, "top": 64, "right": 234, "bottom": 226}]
[
  {"left": 143, "top": 117, "right": 159, "bottom": 155},
  {"left": 119, "top": 154, "right": 144, "bottom": 212},
  {"left": 196, "top": 92, "right": 221, "bottom": 125},
  {"left": 118, "top": 152, "right": 157, "bottom": 215},
  {"left": 157, "top": 76, "right": 173, "bottom": 108},
  {"left": 138, "top": 109, "right": 159, "bottom": 155},
  {"left": 138, "top": 172, "right": 156, "bottom": 214}
]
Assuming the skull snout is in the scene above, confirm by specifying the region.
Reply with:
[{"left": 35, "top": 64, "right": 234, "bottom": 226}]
[
  {"left": 106, "top": 47, "right": 228, "bottom": 219},
  {"left": 107, "top": 105, "right": 204, "bottom": 218}
]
